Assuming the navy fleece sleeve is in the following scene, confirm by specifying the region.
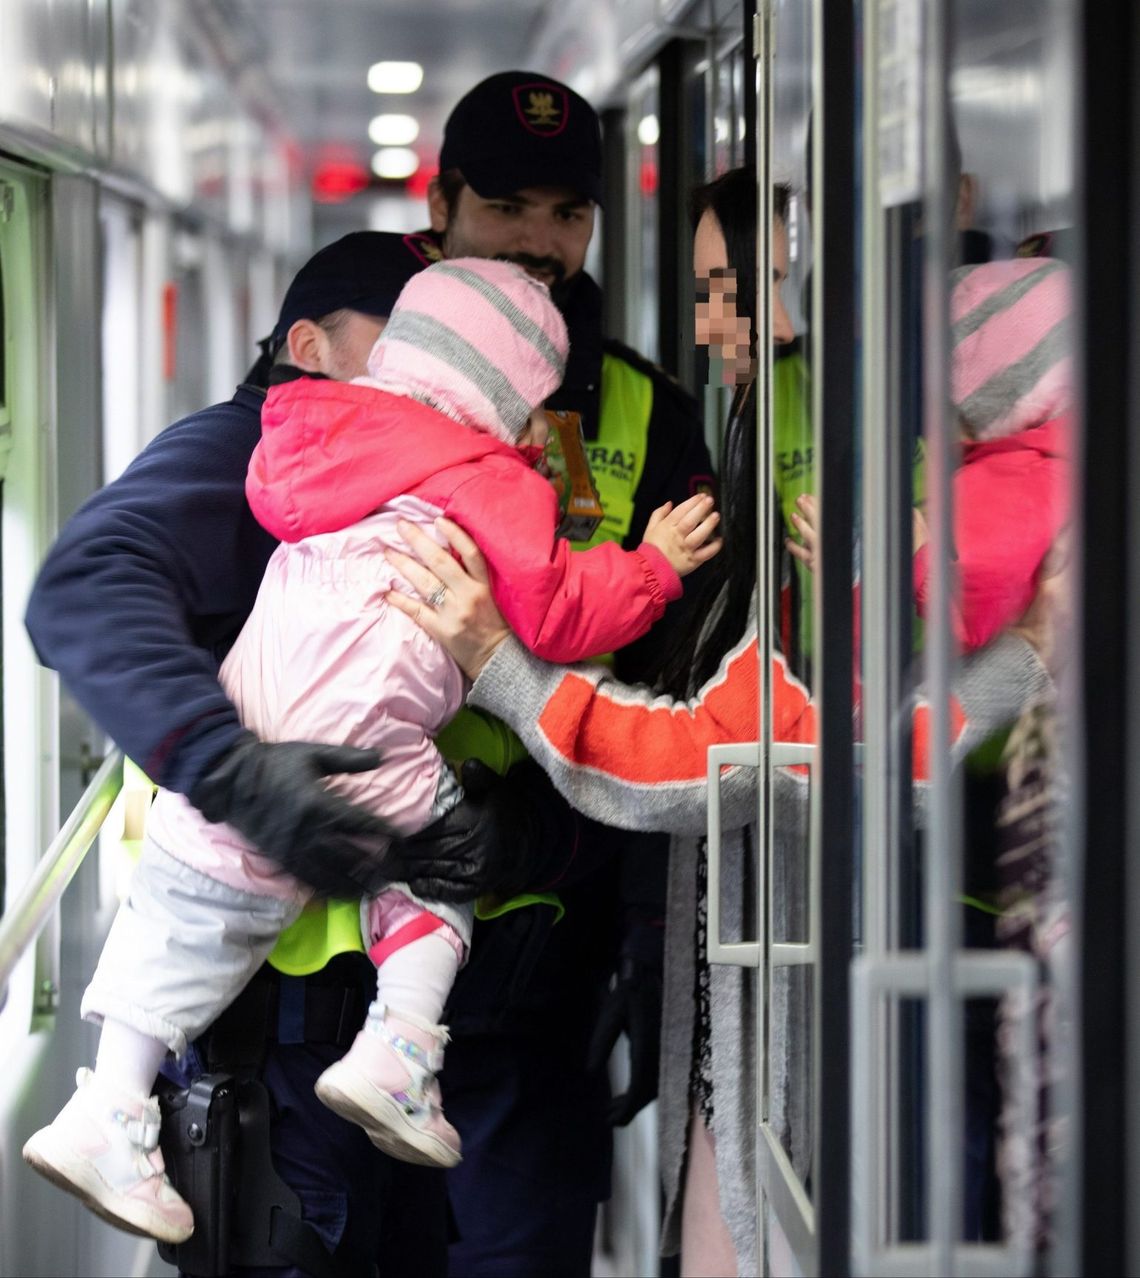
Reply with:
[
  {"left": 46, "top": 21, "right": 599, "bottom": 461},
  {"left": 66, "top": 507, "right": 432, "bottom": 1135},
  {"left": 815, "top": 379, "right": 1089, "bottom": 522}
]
[{"left": 24, "top": 392, "right": 279, "bottom": 795}]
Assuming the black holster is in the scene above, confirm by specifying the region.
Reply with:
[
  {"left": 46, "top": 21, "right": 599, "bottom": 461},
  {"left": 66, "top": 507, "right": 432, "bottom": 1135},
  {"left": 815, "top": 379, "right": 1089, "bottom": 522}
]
[
  {"left": 153, "top": 960, "right": 371, "bottom": 1278},
  {"left": 155, "top": 1073, "right": 236, "bottom": 1276},
  {"left": 157, "top": 1072, "right": 347, "bottom": 1278}
]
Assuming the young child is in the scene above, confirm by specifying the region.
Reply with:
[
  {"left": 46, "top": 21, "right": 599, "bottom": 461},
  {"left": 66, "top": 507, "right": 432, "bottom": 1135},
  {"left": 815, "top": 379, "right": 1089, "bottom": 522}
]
[
  {"left": 913, "top": 255, "right": 1072, "bottom": 649},
  {"left": 788, "top": 257, "right": 1071, "bottom": 652},
  {"left": 23, "top": 258, "right": 720, "bottom": 1244}
]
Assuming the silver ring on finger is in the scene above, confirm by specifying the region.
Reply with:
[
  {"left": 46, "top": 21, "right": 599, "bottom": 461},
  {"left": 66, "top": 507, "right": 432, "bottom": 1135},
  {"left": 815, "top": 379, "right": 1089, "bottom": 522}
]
[{"left": 425, "top": 583, "right": 448, "bottom": 609}]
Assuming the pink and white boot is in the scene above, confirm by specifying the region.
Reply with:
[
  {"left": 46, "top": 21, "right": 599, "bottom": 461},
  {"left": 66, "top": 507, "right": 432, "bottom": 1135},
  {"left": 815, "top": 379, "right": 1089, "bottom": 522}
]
[
  {"left": 23, "top": 1068, "right": 193, "bottom": 1244},
  {"left": 314, "top": 1003, "right": 461, "bottom": 1168}
]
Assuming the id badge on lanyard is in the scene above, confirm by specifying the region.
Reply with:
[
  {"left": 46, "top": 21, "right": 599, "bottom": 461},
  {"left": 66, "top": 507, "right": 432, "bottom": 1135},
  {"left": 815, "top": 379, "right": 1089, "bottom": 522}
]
[{"left": 542, "top": 410, "right": 605, "bottom": 541}]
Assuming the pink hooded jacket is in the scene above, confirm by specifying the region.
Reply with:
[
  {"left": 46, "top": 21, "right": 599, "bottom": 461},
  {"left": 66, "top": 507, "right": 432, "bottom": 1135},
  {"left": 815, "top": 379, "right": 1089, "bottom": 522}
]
[
  {"left": 247, "top": 377, "right": 681, "bottom": 659},
  {"left": 144, "top": 376, "right": 680, "bottom": 901},
  {"left": 913, "top": 258, "right": 1072, "bottom": 651}
]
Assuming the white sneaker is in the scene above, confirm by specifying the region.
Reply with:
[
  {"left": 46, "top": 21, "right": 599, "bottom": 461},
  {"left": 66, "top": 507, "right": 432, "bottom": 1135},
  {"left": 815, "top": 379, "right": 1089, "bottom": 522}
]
[
  {"left": 315, "top": 1003, "right": 462, "bottom": 1168},
  {"left": 23, "top": 1068, "right": 194, "bottom": 1244}
]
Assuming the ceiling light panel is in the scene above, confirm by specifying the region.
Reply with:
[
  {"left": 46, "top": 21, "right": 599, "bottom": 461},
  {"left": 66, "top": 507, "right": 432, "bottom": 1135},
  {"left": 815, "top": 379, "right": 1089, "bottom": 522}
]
[
  {"left": 367, "top": 61, "right": 424, "bottom": 94},
  {"left": 372, "top": 148, "right": 420, "bottom": 179},
  {"left": 368, "top": 113, "right": 420, "bottom": 146}
]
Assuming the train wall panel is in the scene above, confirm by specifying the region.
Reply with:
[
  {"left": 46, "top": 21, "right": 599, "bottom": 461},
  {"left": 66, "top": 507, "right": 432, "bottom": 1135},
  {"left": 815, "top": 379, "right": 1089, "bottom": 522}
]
[
  {"left": 0, "top": 0, "right": 57, "bottom": 140},
  {"left": 0, "top": 0, "right": 304, "bottom": 255}
]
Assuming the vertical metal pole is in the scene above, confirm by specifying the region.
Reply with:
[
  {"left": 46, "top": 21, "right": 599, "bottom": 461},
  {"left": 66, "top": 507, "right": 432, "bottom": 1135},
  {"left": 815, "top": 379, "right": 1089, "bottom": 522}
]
[
  {"left": 658, "top": 40, "right": 684, "bottom": 378},
  {"left": 1049, "top": 3, "right": 1083, "bottom": 1272},
  {"left": 861, "top": 0, "right": 889, "bottom": 981},
  {"left": 859, "top": 0, "right": 896, "bottom": 1257},
  {"left": 601, "top": 107, "right": 628, "bottom": 337},
  {"left": 920, "top": 0, "right": 961, "bottom": 1272},
  {"left": 814, "top": 0, "right": 857, "bottom": 1271},
  {"left": 1077, "top": 0, "right": 1133, "bottom": 1273},
  {"left": 753, "top": 5, "right": 773, "bottom": 1271}
]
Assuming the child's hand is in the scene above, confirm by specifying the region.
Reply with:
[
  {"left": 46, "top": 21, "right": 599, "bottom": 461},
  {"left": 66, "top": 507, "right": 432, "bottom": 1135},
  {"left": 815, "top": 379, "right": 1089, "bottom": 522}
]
[
  {"left": 786, "top": 493, "right": 819, "bottom": 572},
  {"left": 643, "top": 493, "right": 722, "bottom": 578}
]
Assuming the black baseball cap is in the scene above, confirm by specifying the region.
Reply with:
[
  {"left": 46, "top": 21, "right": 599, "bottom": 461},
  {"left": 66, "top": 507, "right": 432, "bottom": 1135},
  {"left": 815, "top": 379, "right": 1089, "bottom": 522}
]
[
  {"left": 439, "top": 71, "right": 604, "bottom": 206},
  {"left": 264, "top": 230, "right": 441, "bottom": 351}
]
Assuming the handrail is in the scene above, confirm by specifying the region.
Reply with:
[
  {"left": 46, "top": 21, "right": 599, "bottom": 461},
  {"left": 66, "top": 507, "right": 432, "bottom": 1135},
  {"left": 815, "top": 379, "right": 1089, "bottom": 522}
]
[{"left": 0, "top": 750, "right": 123, "bottom": 1013}]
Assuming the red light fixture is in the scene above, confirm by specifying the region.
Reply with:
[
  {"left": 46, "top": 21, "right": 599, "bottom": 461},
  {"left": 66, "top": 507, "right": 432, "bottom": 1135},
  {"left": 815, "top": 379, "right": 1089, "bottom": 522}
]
[{"left": 311, "top": 158, "right": 371, "bottom": 204}]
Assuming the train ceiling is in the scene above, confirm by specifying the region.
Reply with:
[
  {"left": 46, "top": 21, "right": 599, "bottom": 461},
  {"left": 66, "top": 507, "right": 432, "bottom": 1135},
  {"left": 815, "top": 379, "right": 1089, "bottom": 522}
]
[{"left": 221, "top": 0, "right": 552, "bottom": 180}]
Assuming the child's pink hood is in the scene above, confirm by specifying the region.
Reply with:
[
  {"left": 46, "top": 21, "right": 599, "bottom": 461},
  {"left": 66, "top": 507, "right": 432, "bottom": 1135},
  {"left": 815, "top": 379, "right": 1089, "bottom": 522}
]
[
  {"left": 247, "top": 374, "right": 682, "bottom": 667},
  {"left": 248, "top": 377, "right": 522, "bottom": 542}
]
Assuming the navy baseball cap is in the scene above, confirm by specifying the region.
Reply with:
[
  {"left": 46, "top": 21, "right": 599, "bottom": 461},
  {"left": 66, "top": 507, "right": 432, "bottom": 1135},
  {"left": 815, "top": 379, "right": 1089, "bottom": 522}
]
[
  {"left": 439, "top": 71, "right": 604, "bottom": 206},
  {"left": 264, "top": 230, "right": 440, "bottom": 350}
]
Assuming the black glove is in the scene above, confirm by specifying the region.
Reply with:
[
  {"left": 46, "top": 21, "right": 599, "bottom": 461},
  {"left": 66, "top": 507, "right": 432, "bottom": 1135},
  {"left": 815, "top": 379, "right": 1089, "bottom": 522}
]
[
  {"left": 188, "top": 732, "right": 402, "bottom": 898},
  {"left": 586, "top": 917, "right": 665, "bottom": 1126},
  {"left": 388, "top": 758, "right": 578, "bottom": 903}
]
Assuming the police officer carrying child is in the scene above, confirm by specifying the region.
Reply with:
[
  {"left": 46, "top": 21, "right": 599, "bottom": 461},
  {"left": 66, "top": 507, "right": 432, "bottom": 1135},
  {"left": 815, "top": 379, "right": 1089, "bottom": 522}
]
[
  {"left": 27, "top": 71, "right": 715, "bottom": 1278},
  {"left": 24, "top": 229, "right": 597, "bottom": 1277}
]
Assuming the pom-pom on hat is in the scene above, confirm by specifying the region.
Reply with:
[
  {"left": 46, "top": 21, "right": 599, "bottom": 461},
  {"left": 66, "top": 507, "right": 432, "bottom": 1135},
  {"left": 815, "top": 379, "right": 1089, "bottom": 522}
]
[
  {"left": 366, "top": 258, "right": 569, "bottom": 444},
  {"left": 950, "top": 257, "right": 1073, "bottom": 440}
]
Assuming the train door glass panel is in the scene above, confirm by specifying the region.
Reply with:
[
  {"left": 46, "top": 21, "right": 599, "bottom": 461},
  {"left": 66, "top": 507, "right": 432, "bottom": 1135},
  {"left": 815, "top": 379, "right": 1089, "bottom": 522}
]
[
  {"left": 757, "top": 3, "right": 820, "bottom": 1272},
  {"left": 854, "top": 0, "right": 1079, "bottom": 1272},
  {"left": 711, "top": 29, "right": 746, "bottom": 177},
  {"left": 701, "top": 29, "right": 752, "bottom": 468},
  {"left": 625, "top": 66, "right": 660, "bottom": 362}
]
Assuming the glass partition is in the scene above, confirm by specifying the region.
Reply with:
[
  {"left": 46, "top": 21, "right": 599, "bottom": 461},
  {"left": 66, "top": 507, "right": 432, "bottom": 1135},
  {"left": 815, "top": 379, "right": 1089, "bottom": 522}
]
[{"left": 854, "top": 1, "right": 1079, "bottom": 1273}]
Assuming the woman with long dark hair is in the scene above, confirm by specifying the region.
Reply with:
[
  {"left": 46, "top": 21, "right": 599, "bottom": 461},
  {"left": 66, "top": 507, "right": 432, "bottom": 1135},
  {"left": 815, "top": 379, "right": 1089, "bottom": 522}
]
[{"left": 385, "top": 167, "right": 1053, "bottom": 1275}]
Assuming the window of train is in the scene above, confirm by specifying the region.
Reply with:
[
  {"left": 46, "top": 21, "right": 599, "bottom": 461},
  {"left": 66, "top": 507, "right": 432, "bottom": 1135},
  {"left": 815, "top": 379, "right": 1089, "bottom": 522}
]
[
  {"left": 0, "top": 248, "right": 6, "bottom": 419},
  {"left": 624, "top": 66, "right": 660, "bottom": 362},
  {"left": 170, "top": 229, "right": 208, "bottom": 423},
  {"left": 700, "top": 32, "right": 750, "bottom": 470},
  {"left": 855, "top": 0, "right": 1080, "bottom": 1260},
  {"left": 712, "top": 31, "right": 746, "bottom": 175},
  {"left": 0, "top": 241, "right": 5, "bottom": 911},
  {"left": 0, "top": 164, "right": 56, "bottom": 1043},
  {"left": 100, "top": 196, "right": 144, "bottom": 483}
]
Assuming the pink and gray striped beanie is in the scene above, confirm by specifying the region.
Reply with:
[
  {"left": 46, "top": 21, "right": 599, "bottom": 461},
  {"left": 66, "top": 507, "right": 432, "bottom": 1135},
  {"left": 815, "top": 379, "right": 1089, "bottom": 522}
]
[
  {"left": 950, "top": 257, "right": 1072, "bottom": 441},
  {"left": 365, "top": 257, "right": 569, "bottom": 444}
]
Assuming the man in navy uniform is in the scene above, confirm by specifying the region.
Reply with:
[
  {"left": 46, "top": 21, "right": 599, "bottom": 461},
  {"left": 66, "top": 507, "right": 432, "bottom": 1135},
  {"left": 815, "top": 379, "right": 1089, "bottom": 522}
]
[
  {"left": 422, "top": 72, "right": 715, "bottom": 1277},
  {"left": 24, "top": 230, "right": 598, "bottom": 1277}
]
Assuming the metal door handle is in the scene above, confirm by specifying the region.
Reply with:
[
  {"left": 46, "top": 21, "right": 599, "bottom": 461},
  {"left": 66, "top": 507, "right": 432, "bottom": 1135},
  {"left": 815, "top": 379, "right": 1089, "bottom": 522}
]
[
  {"left": 706, "top": 742, "right": 762, "bottom": 967},
  {"left": 851, "top": 950, "right": 1038, "bottom": 1276}
]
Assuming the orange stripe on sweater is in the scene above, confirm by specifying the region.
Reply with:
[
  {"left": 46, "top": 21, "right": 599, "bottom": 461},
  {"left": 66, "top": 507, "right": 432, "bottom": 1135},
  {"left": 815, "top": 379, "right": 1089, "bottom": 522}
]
[
  {"left": 534, "top": 634, "right": 967, "bottom": 788},
  {"left": 535, "top": 641, "right": 818, "bottom": 785}
]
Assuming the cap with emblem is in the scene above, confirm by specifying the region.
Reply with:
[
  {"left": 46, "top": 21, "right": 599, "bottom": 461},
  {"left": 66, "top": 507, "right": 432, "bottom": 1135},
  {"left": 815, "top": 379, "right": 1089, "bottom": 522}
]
[
  {"left": 365, "top": 257, "right": 569, "bottom": 445},
  {"left": 439, "top": 70, "right": 604, "bottom": 206},
  {"left": 263, "top": 230, "right": 437, "bottom": 351}
]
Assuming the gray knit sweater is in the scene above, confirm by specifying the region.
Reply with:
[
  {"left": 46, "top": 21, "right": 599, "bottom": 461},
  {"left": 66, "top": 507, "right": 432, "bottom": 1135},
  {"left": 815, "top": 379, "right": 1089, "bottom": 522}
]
[{"left": 468, "top": 623, "right": 1050, "bottom": 1274}]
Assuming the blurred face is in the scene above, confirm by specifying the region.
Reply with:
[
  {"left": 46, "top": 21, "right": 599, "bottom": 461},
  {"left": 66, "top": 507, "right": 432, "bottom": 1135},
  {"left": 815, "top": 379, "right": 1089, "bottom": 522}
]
[
  {"left": 429, "top": 182, "right": 595, "bottom": 297},
  {"left": 323, "top": 313, "right": 387, "bottom": 380},
  {"left": 693, "top": 208, "right": 794, "bottom": 386},
  {"left": 287, "top": 312, "right": 387, "bottom": 380}
]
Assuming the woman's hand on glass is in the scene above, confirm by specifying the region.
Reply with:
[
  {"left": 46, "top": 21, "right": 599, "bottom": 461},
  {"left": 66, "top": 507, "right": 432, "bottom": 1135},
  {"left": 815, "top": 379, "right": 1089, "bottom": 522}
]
[
  {"left": 642, "top": 492, "right": 722, "bottom": 577},
  {"left": 787, "top": 496, "right": 927, "bottom": 574},
  {"left": 385, "top": 517, "right": 511, "bottom": 680},
  {"left": 785, "top": 493, "right": 819, "bottom": 571}
]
